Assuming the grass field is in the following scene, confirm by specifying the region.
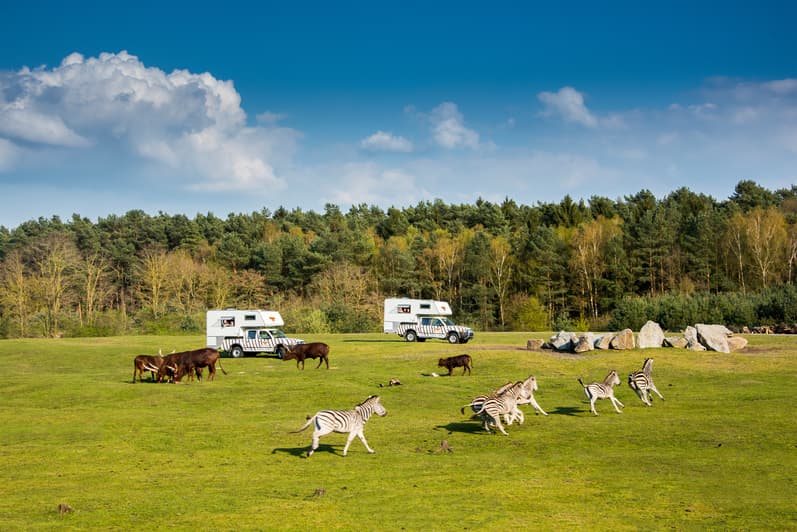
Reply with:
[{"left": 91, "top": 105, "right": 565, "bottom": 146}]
[{"left": 0, "top": 332, "right": 795, "bottom": 530}]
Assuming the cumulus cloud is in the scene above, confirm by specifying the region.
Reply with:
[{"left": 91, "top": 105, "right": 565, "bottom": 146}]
[
  {"left": 0, "top": 51, "right": 297, "bottom": 190},
  {"left": 360, "top": 130, "right": 413, "bottom": 152},
  {"left": 538, "top": 86, "right": 598, "bottom": 127},
  {"left": 430, "top": 102, "right": 480, "bottom": 149}
]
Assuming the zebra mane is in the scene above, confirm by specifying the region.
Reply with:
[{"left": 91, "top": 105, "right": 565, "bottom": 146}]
[{"left": 642, "top": 358, "right": 653, "bottom": 375}]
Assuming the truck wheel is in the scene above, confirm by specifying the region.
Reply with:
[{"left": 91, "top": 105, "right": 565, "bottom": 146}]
[
  {"left": 276, "top": 345, "right": 286, "bottom": 359},
  {"left": 447, "top": 332, "right": 460, "bottom": 344},
  {"left": 230, "top": 345, "right": 245, "bottom": 358},
  {"left": 405, "top": 330, "right": 418, "bottom": 342}
]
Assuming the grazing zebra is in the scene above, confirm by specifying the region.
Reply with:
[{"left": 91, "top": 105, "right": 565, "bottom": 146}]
[
  {"left": 578, "top": 370, "right": 624, "bottom": 415},
  {"left": 628, "top": 358, "right": 665, "bottom": 406},
  {"left": 474, "top": 382, "right": 532, "bottom": 435},
  {"left": 290, "top": 395, "right": 387, "bottom": 457}
]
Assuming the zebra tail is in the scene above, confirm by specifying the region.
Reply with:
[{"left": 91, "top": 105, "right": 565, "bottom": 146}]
[
  {"left": 577, "top": 378, "right": 585, "bottom": 387},
  {"left": 460, "top": 403, "right": 476, "bottom": 415},
  {"left": 289, "top": 415, "right": 316, "bottom": 433}
]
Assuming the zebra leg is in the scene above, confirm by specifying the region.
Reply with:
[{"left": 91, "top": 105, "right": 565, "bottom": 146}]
[
  {"left": 590, "top": 397, "right": 599, "bottom": 416},
  {"left": 308, "top": 433, "right": 321, "bottom": 457},
  {"left": 495, "top": 418, "right": 509, "bottom": 436},
  {"left": 636, "top": 388, "right": 652, "bottom": 406},
  {"left": 610, "top": 395, "right": 624, "bottom": 413},
  {"left": 356, "top": 430, "right": 375, "bottom": 454},
  {"left": 529, "top": 396, "right": 548, "bottom": 416},
  {"left": 650, "top": 384, "right": 665, "bottom": 400},
  {"left": 342, "top": 431, "right": 357, "bottom": 456}
]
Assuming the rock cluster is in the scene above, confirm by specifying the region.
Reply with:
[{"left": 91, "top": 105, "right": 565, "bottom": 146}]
[{"left": 529, "top": 320, "right": 748, "bottom": 354}]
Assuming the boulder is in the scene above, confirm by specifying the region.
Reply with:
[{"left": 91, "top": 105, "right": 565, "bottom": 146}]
[
  {"left": 683, "top": 326, "right": 705, "bottom": 351},
  {"left": 550, "top": 331, "right": 578, "bottom": 352},
  {"left": 574, "top": 333, "right": 595, "bottom": 353},
  {"left": 526, "top": 338, "right": 545, "bottom": 351},
  {"left": 610, "top": 328, "right": 635, "bottom": 350},
  {"left": 594, "top": 334, "right": 613, "bottom": 350},
  {"left": 696, "top": 323, "right": 732, "bottom": 353},
  {"left": 664, "top": 336, "right": 688, "bottom": 349},
  {"left": 727, "top": 336, "right": 748, "bottom": 352},
  {"left": 638, "top": 320, "right": 665, "bottom": 348}
]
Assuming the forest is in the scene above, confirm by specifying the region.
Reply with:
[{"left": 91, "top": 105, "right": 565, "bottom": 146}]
[{"left": 2, "top": 179, "right": 797, "bottom": 338}]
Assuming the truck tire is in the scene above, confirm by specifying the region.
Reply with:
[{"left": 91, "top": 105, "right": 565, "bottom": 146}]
[
  {"left": 447, "top": 332, "right": 460, "bottom": 344},
  {"left": 276, "top": 345, "right": 286, "bottom": 359},
  {"left": 404, "top": 330, "right": 418, "bottom": 342},
  {"left": 230, "top": 345, "right": 245, "bottom": 358}
]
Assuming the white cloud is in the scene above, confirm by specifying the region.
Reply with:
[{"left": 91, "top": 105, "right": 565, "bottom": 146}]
[
  {"left": 762, "top": 79, "right": 797, "bottom": 95},
  {"left": 430, "top": 102, "right": 480, "bottom": 149},
  {"left": 360, "top": 130, "right": 413, "bottom": 152},
  {"left": 537, "top": 86, "right": 598, "bottom": 127},
  {"left": 0, "top": 50, "right": 297, "bottom": 190},
  {"left": 328, "top": 162, "right": 425, "bottom": 205},
  {"left": 257, "top": 111, "right": 287, "bottom": 124}
]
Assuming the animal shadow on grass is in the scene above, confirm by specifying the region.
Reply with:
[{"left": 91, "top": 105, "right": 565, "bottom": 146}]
[
  {"left": 436, "top": 421, "right": 489, "bottom": 435},
  {"left": 549, "top": 406, "right": 582, "bottom": 416},
  {"left": 272, "top": 444, "right": 337, "bottom": 458}
]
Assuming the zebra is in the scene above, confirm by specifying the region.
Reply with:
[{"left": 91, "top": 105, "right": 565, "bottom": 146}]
[
  {"left": 290, "top": 395, "right": 387, "bottom": 457},
  {"left": 578, "top": 370, "right": 624, "bottom": 415},
  {"left": 474, "top": 382, "right": 532, "bottom": 435},
  {"left": 628, "top": 358, "right": 664, "bottom": 406},
  {"left": 460, "top": 381, "right": 514, "bottom": 416},
  {"left": 510, "top": 375, "right": 548, "bottom": 423}
]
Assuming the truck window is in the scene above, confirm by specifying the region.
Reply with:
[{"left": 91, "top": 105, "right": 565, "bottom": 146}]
[
  {"left": 431, "top": 319, "right": 442, "bottom": 327},
  {"left": 421, "top": 317, "right": 431, "bottom": 326},
  {"left": 259, "top": 330, "right": 273, "bottom": 340},
  {"left": 247, "top": 330, "right": 257, "bottom": 339}
]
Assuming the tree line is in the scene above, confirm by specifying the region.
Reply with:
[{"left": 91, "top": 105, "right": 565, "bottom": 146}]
[{"left": 2, "top": 179, "right": 797, "bottom": 338}]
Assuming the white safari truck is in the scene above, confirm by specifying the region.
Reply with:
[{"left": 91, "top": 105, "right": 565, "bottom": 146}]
[
  {"left": 206, "top": 309, "right": 305, "bottom": 358},
  {"left": 383, "top": 298, "right": 474, "bottom": 344}
]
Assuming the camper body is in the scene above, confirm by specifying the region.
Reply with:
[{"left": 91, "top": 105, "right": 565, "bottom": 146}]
[
  {"left": 383, "top": 298, "right": 474, "bottom": 344},
  {"left": 206, "top": 309, "right": 304, "bottom": 358}
]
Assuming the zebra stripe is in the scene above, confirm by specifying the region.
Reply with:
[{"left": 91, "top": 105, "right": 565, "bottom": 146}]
[
  {"left": 290, "top": 395, "right": 387, "bottom": 457},
  {"left": 579, "top": 370, "right": 624, "bottom": 416},
  {"left": 628, "top": 358, "right": 664, "bottom": 406}
]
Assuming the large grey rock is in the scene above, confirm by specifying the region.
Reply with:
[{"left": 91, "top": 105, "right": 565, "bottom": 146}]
[
  {"left": 526, "top": 338, "right": 544, "bottom": 350},
  {"left": 610, "top": 328, "right": 635, "bottom": 350},
  {"left": 594, "top": 334, "right": 613, "bottom": 350},
  {"left": 574, "top": 333, "right": 595, "bottom": 353},
  {"left": 727, "top": 336, "right": 748, "bottom": 352},
  {"left": 550, "top": 331, "right": 578, "bottom": 352},
  {"left": 683, "top": 326, "right": 705, "bottom": 351},
  {"left": 664, "top": 336, "right": 688, "bottom": 349},
  {"left": 696, "top": 323, "right": 732, "bottom": 353},
  {"left": 638, "top": 320, "right": 665, "bottom": 348}
]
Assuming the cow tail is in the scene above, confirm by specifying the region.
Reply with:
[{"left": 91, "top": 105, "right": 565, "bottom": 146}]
[
  {"left": 217, "top": 358, "right": 228, "bottom": 375},
  {"left": 289, "top": 415, "right": 316, "bottom": 434}
]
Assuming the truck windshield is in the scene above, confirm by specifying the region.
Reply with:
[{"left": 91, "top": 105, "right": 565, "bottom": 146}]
[{"left": 442, "top": 318, "right": 455, "bottom": 326}]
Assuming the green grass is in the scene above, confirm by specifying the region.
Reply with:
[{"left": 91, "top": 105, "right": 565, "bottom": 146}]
[{"left": 0, "top": 332, "right": 795, "bottom": 530}]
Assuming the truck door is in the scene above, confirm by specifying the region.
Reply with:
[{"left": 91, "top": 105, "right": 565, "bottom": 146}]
[
  {"left": 421, "top": 317, "right": 445, "bottom": 339},
  {"left": 259, "top": 330, "right": 276, "bottom": 351}
]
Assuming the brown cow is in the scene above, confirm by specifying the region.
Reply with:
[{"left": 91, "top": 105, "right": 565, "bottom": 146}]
[
  {"left": 157, "top": 348, "right": 227, "bottom": 383},
  {"left": 283, "top": 342, "right": 330, "bottom": 369},
  {"left": 132, "top": 355, "right": 164, "bottom": 383},
  {"left": 438, "top": 354, "right": 472, "bottom": 376}
]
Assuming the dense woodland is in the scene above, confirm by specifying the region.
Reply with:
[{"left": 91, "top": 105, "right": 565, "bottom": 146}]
[{"left": 2, "top": 179, "right": 797, "bottom": 338}]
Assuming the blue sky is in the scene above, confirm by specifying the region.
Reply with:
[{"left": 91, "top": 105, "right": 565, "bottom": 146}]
[{"left": 1, "top": 1, "right": 796, "bottom": 229}]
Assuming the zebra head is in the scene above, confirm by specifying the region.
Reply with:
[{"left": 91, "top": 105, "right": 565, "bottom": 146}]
[
  {"left": 358, "top": 395, "right": 387, "bottom": 418},
  {"left": 605, "top": 370, "right": 621, "bottom": 387},
  {"left": 522, "top": 375, "right": 539, "bottom": 392}
]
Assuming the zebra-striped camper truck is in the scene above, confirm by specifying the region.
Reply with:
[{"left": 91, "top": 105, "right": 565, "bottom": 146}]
[{"left": 383, "top": 298, "right": 474, "bottom": 344}]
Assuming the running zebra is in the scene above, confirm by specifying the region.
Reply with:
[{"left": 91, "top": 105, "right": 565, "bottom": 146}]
[
  {"left": 578, "top": 370, "right": 624, "bottom": 415},
  {"left": 628, "top": 358, "right": 664, "bottom": 406},
  {"left": 512, "top": 375, "right": 548, "bottom": 422},
  {"left": 460, "top": 381, "right": 514, "bottom": 415},
  {"left": 290, "top": 395, "right": 387, "bottom": 457},
  {"left": 474, "top": 382, "right": 532, "bottom": 435}
]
